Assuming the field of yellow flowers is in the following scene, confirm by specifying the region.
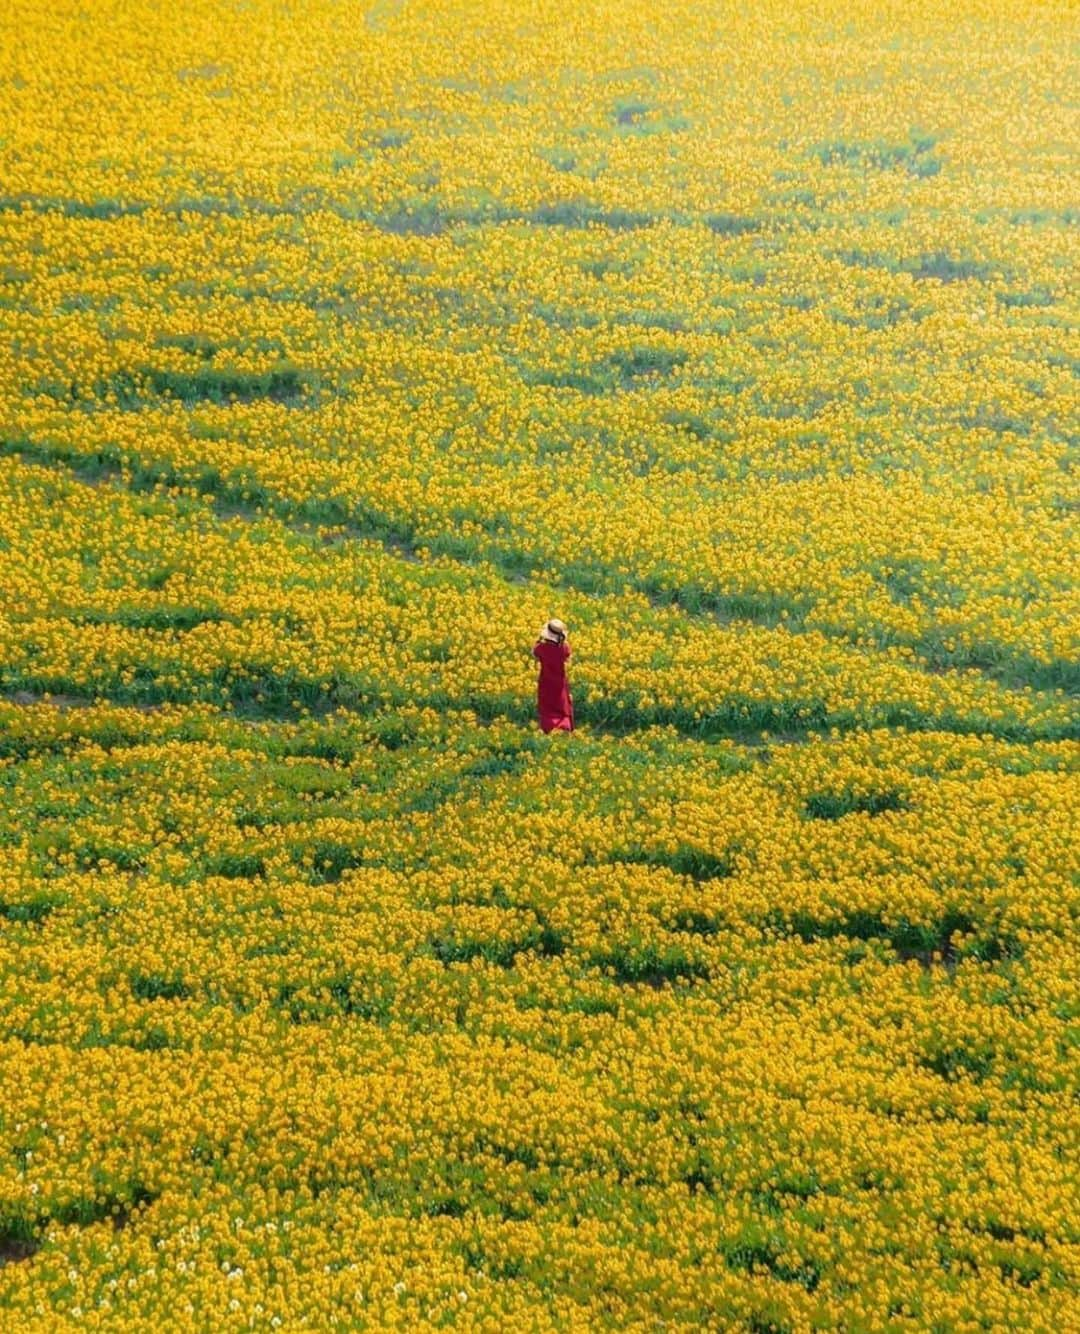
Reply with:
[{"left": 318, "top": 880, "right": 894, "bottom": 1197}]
[{"left": 1, "top": 0, "right": 1078, "bottom": 1328}]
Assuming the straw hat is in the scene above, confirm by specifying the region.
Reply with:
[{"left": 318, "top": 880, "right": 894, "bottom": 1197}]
[{"left": 538, "top": 618, "right": 567, "bottom": 643}]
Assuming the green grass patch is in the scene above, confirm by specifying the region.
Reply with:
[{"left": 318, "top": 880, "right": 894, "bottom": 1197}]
[
  {"left": 606, "top": 842, "right": 738, "bottom": 881},
  {"left": 425, "top": 921, "right": 566, "bottom": 969},
  {"left": 704, "top": 212, "right": 760, "bottom": 236},
  {"left": 802, "top": 789, "right": 909, "bottom": 820},
  {"left": 721, "top": 1221, "right": 823, "bottom": 1291},
  {"left": 592, "top": 938, "right": 709, "bottom": 987},
  {"left": 813, "top": 132, "right": 942, "bottom": 177},
  {"left": 773, "top": 907, "right": 1019, "bottom": 967},
  {"left": 0, "top": 892, "right": 65, "bottom": 925},
  {"left": 129, "top": 971, "right": 191, "bottom": 1002},
  {"left": 529, "top": 202, "right": 653, "bottom": 230},
  {"left": 271, "top": 972, "right": 395, "bottom": 1024},
  {"left": 205, "top": 851, "right": 266, "bottom": 880}
]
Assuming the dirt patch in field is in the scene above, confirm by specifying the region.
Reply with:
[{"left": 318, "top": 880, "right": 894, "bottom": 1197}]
[{"left": 0, "top": 1236, "right": 39, "bottom": 1266}]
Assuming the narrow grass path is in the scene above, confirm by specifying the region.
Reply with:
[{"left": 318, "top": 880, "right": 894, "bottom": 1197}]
[{"left": 5, "top": 435, "right": 1075, "bottom": 704}]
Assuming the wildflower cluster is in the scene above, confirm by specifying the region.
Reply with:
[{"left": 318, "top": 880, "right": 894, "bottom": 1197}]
[{"left": 0, "top": 0, "right": 1077, "bottom": 1328}]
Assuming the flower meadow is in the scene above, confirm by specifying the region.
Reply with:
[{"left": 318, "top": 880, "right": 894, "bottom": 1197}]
[{"left": 1, "top": 0, "right": 1078, "bottom": 1328}]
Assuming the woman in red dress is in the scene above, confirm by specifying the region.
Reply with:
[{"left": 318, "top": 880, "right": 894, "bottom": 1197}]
[{"left": 533, "top": 618, "right": 574, "bottom": 733}]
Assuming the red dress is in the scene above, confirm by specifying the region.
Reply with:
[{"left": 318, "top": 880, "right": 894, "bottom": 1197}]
[{"left": 533, "top": 639, "right": 574, "bottom": 733}]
